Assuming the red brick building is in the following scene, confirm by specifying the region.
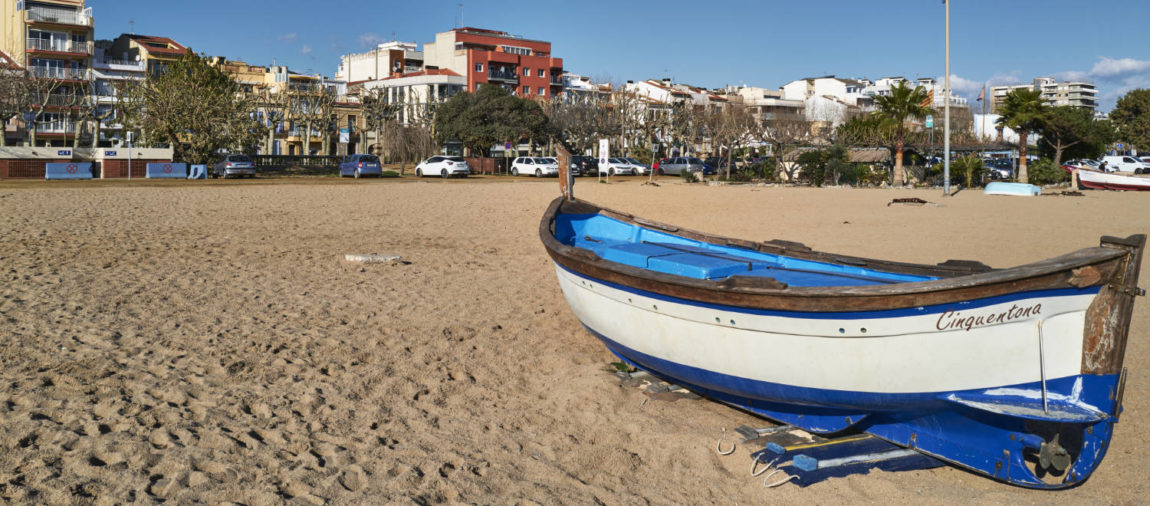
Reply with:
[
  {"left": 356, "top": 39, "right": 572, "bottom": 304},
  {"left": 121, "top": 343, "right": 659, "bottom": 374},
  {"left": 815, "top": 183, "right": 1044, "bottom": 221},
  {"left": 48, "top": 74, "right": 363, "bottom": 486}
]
[{"left": 423, "top": 27, "right": 563, "bottom": 99}]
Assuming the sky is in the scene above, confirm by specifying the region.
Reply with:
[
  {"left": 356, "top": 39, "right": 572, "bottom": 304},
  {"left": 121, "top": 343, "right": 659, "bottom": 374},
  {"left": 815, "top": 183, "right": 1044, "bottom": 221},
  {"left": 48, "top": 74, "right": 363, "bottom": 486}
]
[{"left": 86, "top": 0, "right": 1150, "bottom": 111}]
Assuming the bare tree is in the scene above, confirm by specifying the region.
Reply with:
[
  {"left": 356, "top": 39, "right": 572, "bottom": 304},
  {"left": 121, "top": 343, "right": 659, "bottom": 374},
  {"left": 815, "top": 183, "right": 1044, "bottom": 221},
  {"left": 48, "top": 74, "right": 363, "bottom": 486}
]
[
  {"left": 759, "top": 113, "right": 815, "bottom": 181},
  {"left": 0, "top": 71, "right": 31, "bottom": 147},
  {"left": 24, "top": 75, "right": 67, "bottom": 146},
  {"left": 288, "top": 82, "right": 335, "bottom": 155}
]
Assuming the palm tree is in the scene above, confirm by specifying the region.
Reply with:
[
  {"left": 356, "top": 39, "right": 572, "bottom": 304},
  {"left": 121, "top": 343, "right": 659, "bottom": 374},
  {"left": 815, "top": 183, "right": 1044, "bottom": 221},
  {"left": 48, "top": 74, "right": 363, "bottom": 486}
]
[
  {"left": 996, "top": 88, "right": 1047, "bottom": 184},
  {"left": 873, "top": 82, "right": 932, "bottom": 186}
]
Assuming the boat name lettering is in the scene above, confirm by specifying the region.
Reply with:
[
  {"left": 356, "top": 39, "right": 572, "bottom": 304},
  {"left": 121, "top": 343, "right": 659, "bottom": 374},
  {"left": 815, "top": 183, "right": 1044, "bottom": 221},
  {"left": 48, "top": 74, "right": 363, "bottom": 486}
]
[{"left": 935, "top": 304, "right": 1042, "bottom": 331}]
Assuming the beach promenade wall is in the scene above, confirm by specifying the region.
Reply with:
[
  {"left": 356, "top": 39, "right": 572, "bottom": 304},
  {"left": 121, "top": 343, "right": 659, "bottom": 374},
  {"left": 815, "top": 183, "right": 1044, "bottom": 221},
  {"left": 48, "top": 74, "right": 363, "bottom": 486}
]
[{"left": 0, "top": 147, "right": 174, "bottom": 179}]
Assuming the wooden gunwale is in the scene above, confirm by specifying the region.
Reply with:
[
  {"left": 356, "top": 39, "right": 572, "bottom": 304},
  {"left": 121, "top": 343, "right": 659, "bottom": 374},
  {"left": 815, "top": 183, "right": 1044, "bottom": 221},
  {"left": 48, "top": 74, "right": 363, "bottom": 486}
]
[{"left": 541, "top": 197, "right": 1129, "bottom": 313}]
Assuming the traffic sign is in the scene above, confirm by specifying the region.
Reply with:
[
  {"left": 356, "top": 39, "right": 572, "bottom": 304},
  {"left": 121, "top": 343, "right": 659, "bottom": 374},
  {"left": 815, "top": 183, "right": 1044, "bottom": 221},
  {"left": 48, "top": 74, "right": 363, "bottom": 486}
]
[{"left": 925, "top": 115, "right": 934, "bottom": 128}]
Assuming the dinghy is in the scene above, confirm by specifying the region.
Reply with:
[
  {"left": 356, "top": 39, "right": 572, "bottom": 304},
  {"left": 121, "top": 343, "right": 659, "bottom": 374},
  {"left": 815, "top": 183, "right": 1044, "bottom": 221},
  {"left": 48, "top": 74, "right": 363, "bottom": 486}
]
[{"left": 541, "top": 196, "right": 1144, "bottom": 489}]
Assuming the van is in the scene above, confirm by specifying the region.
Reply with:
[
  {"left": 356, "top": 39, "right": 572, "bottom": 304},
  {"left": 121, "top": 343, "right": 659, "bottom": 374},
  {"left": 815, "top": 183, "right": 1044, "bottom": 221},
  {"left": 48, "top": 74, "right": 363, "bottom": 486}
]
[{"left": 1100, "top": 155, "right": 1150, "bottom": 174}]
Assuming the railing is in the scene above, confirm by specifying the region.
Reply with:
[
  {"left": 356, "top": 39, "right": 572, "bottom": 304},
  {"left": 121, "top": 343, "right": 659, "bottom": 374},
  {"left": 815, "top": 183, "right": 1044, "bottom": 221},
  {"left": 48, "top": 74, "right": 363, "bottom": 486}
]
[
  {"left": 35, "top": 122, "right": 77, "bottom": 134},
  {"left": 28, "top": 66, "right": 90, "bottom": 80},
  {"left": 489, "top": 70, "right": 518, "bottom": 81},
  {"left": 252, "top": 155, "right": 342, "bottom": 169},
  {"left": 31, "top": 94, "right": 81, "bottom": 107},
  {"left": 25, "top": 6, "right": 93, "bottom": 26},
  {"left": 550, "top": 78, "right": 563, "bottom": 85},
  {"left": 27, "top": 38, "right": 91, "bottom": 54},
  {"left": 93, "top": 58, "right": 145, "bottom": 70}
]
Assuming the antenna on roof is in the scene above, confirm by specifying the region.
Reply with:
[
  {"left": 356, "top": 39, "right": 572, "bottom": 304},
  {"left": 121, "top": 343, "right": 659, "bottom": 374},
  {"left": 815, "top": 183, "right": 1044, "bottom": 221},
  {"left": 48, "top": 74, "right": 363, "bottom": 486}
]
[
  {"left": 458, "top": 3, "right": 464, "bottom": 28},
  {"left": 129, "top": 18, "right": 135, "bottom": 35}
]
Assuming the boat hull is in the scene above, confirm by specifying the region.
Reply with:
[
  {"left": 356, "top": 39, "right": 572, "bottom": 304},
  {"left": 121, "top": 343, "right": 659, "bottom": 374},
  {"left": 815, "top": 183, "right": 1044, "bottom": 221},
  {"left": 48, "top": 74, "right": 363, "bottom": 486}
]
[
  {"left": 1078, "top": 169, "right": 1150, "bottom": 191},
  {"left": 557, "top": 262, "right": 1120, "bottom": 488}
]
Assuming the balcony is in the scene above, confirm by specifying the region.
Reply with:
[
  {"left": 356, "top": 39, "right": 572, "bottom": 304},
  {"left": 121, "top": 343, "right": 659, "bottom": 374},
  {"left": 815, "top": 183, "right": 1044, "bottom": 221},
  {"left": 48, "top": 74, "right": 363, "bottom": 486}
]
[
  {"left": 93, "top": 57, "right": 146, "bottom": 71},
  {"left": 488, "top": 70, "right": 518, "bottom": 82},
  {"left": 25, "top": 6, "right": 93, "bottom": 27},
  {"left": 27, "top": 38, "right": 91, "bottom": 55},
  {"left": 29, "top": 66, "right": 90, "bottom": 80},
  {"left": 35, "top": 122, "right": 77, "bottom": 134},
  {"left": 31, "top": 94, "right": 82, "bottom": 107}
]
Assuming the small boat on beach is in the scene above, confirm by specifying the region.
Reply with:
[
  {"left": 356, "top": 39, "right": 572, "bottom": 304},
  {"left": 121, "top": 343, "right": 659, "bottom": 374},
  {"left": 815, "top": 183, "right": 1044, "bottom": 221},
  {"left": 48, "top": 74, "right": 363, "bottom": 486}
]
[
  {"left": 540, "top": 195, "right": 1144, "bottom": 489},
  {"left": 1076, "top": 168, "right": 1150, "bottom": 191}
]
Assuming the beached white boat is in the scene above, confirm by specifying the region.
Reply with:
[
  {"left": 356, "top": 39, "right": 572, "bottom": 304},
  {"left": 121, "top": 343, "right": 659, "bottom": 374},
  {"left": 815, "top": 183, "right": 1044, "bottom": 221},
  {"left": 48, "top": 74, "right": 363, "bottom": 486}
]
[
  {"left": 541, "top": 194, "right": 1144, "bottom": 489},
  {"left": 1077, "top": 168, "right": 1150, "bottom": 191}
]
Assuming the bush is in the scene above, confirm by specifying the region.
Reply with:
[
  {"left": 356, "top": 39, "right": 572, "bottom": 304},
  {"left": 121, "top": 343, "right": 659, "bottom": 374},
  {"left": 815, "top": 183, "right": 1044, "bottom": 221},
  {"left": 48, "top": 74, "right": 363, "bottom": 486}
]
[
  {"left": 1027, "top": 159, "right": 1069, "bottom": 185},
  {"left": 952, "top": 155, "right": 986, "bottom": 187}
]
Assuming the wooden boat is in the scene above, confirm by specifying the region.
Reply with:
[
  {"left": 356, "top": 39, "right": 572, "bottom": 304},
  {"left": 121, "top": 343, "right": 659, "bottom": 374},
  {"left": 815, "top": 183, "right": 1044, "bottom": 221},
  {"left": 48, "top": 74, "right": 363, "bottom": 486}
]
[
  {"left": 540, "top": 196, "right": 1144, "bottom": 489},
  {"left": 1077, "top": 168, "right": 1150, "bottom": 191}
]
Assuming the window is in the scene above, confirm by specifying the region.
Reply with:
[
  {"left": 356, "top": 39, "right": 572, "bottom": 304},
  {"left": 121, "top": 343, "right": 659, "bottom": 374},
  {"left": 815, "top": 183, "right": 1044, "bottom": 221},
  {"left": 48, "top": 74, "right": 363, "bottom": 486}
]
[
  {"left": 538, "top": 69, "right": 545, "bottom": 78},
  {"left": 523, "top": 67, "right": 530, "bottom": 76},
  {"left": 475, "top": 63, "right": 483, "bottom": 72},
  {"left": 538, "top": 87, "right": 544, "bottom": 95},
  {"left": 522, "top": 86, "right": 530, "bottom": 95}
]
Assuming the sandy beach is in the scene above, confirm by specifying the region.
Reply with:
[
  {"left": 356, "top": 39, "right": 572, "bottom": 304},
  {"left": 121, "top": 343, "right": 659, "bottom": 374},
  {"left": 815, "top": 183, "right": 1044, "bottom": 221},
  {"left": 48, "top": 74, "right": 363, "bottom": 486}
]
[{"left": 0, "top": 177, "right": 1147, "bottom": 504}]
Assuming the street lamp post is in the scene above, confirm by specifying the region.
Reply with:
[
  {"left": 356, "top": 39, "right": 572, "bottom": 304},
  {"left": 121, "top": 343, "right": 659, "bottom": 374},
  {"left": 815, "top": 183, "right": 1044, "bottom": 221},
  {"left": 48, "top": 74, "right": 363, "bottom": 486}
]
[{"left": 943, "top": 0, "right": 951, "bottom": 195}]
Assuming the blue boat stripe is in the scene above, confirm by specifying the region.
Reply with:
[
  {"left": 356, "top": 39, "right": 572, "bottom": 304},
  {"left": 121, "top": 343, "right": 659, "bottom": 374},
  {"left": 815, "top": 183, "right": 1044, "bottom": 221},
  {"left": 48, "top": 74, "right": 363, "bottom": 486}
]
[{"left": 557, "top": 262, "right": 1100, "bottom": 320}]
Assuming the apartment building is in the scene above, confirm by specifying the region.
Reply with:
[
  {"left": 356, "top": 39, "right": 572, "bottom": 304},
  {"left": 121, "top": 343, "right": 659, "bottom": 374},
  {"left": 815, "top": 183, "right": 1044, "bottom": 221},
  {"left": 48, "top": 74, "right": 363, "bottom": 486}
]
[
  {"left": 560, "top": 73, "right": 611, "bottom": 104},
  {"left": 359, "top": 69, "right": 466, "bottom": 126},
  {"left": 990, "top": 77, "right": 1098, "bottom": 113},
  {"left": 423, "top": 27, "right": 563, "bottom": 99},
  {"left": 2, "top": 0, "right": 94, "bottom": 145},
  {"left": 335, "top": 41, "right": 423, "bottom": 82},
  {"left": 725, "top": 86, "right": 804, "bottom": 123},
  {"left": 781, "top": 76, "right": 869, "bottom": 107},
  {"left": 108, "top": 34, "right": 188, "bottom": 77}
]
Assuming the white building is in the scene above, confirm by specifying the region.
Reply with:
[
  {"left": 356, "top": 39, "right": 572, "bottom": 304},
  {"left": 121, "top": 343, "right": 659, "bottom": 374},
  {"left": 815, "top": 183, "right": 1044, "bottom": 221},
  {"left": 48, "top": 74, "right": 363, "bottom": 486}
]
[
  {"left": 90, "top": 39, "right": 147, "bottom": 146},
  {"left": 359, "top": 69, "right": 467, "bottom": 126},
  {"left": 781, "top": 76, "right": 869, "bottom": 107},
  {"left": 335, "top": 41, "right": 423, "bottom": 83},
  {"left": 560, "top": 72, "right": 610, "bottom": 103},
  {"left": 727, "top": 86, "right": 804, "bottom": 122}
]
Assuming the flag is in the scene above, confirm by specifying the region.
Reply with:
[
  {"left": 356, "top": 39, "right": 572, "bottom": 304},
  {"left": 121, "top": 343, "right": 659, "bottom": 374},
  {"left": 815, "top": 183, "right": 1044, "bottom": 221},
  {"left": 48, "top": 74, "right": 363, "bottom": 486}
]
[
  {"left": 920, "top": 90, "right": 934, "bottom": 108},
  {"left": 977, "top": 88, "right": 985, "bottom": 102}
]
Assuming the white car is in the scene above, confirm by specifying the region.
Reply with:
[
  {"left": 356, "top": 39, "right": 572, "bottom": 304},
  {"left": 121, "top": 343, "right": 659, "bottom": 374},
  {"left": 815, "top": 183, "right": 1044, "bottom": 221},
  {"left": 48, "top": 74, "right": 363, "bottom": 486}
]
[
  {"left": 624, "top": 157, "right": 651, "bottom": 175},
  {"left": 511, "top": 157, "right": 558, "bottom": 177},
  {"left": 600, "top": 158, "right": 637, "bottom": 176},
  {"left": 415, "top": 156, "right": 470, "bottom": 178},
  {"left": 1099, "top": 155, "right": 1150, "bottom": 174}
]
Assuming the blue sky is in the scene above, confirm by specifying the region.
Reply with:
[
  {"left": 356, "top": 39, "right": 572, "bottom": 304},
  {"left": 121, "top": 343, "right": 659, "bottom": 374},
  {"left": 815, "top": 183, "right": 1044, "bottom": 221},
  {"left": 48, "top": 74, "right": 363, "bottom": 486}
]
[{"left": 87, "top": 0, "right": 1150, "bottom": 110}]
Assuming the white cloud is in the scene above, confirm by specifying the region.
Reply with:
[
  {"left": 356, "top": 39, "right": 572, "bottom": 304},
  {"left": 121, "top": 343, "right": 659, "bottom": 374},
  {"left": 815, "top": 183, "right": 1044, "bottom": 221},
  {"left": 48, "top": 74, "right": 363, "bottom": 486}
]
[
  {"left": 299, "top": 45, "right": 312, "bottom": 55},
  {"left": 278, "top": 32, "right": 299, "bottom": 43},
  {"left": 985, "top": 71, "right": 1022, "bottom": 86},
  {"left": 1090, "top": 57, "right": 1150, "bottom": 79},
  {"left": 938, "top": 74, "right": 985, "bottom": 96},
  {"left": 359, "top": 33, "right": 384, "bottom": 49}
]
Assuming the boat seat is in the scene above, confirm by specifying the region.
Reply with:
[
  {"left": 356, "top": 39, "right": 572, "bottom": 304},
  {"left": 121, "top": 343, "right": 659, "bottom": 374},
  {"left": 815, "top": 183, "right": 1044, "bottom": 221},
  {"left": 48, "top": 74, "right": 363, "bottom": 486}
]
[
  {"left": 597, "top": 242, "right": 681, "bottom": 269},
  {"left": 648, "top": 253, "right": 751, "bottom": 280}
]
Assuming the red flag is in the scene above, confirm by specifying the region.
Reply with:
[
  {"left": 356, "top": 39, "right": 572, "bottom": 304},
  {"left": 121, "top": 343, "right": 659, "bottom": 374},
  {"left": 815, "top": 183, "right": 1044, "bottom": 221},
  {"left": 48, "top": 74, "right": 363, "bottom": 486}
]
[{"left": 977, "top": 88, "right": 985, "bottom": 101}]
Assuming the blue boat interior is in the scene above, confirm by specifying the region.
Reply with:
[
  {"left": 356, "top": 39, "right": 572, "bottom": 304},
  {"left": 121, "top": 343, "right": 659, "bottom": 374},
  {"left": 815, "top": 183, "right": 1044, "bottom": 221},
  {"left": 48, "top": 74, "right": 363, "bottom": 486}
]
[{"left": 555, "top": 213, "right": 937, "bottom": 287}]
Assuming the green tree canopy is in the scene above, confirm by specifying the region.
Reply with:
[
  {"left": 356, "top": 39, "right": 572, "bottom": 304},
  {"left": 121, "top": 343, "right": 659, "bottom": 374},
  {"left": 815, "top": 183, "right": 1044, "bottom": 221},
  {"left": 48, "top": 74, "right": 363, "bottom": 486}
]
[
  {"left": 434, "top": 84, "right": 549, "bottom": 156},
  {"left": 995, "top": 88, "right": 1047, "bottom": 183},
  {"left": 872, "top": 82, "right": 932, "bottom": 186},
  {"left": 139, "top": 52, "right": 262, "bottom": 164},
  {"left": 1111, "top": 89, "right": 1150, "bottom": 152},
  {"left": 1036, "top": 106, "right": 1115, "bottom": 165}
]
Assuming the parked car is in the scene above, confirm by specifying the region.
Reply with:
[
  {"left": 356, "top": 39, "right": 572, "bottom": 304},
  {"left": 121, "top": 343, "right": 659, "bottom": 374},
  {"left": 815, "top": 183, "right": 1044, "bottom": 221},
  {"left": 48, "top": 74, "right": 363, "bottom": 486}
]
[
  {"left": 624, "top": 157, "right": 651, "bottom": 175},
  {"left": 569, "top": 155, "right": 597, "bottom": 176},
  {"left": 656, "top": 157, "right": 710, "bottom": 175},
  {"left": 1066, "top": 159, "right": 1100, "bottom": 171},
  {"left": 983, "top": 158, "right": 1014, "bottom": 180},
  {"left": 415, "top": 156, "right": 470, "bottom": 178},
  {"left": 1100, "top": 155, "right": 1150, "bottom": 174},
  {"left": 511, "top": 157, "right": 558, "bottom": 177},
  {"left": 338, "top": 154, "right": 383, "bottom": 178},
  {"left": 600, "top": 158, "right": 638, "bottom": 176},
  {"left": 704, "top": 156, "right": 733, "bottom": 171},
  {"left": 212, "top": 154, "right": 256, "bottom": 179}
]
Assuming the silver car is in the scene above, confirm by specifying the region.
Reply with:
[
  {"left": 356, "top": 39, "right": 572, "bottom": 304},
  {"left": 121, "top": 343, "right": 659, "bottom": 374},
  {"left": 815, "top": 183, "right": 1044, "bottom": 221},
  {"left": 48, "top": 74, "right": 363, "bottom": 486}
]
[
  {"left": 213, "top": 154, "right": 256, "bottom": 178},
  {"left": 656, "top": 156, "right": 706, "bottom": 175}
]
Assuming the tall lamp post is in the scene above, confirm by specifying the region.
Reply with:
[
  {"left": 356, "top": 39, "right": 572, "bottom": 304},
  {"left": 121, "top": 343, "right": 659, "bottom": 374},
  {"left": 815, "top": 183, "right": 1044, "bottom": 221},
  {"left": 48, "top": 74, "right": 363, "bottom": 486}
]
[{"left": 943, "top": 0, "right": 951, "bottom": 195}]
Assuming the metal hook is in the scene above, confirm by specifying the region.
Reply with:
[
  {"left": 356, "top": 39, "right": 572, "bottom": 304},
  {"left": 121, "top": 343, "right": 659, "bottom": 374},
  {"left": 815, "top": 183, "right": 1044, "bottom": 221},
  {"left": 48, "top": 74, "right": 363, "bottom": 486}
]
[
  {"left": 763, "top": 468, "right": 797, "bottom": 488},
  {"left": 716, "top": 428, "right": 736, "bottom": 456},
  {"left": 751, "top": 454, "right": 779, "bottom": 477}
]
